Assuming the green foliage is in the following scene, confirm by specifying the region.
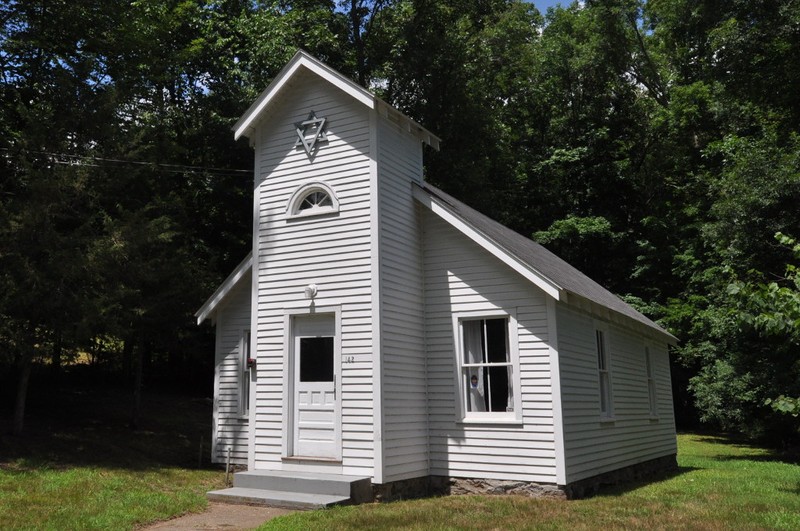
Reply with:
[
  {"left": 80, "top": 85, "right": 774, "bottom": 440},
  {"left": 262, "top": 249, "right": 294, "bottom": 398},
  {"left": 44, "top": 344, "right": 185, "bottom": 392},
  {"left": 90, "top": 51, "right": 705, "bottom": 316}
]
[
  {"left": 2, "top": 0, "right": 800, "bottom": 444},
  {"left": 725, "top": 233, "right": 800, "bottom": 425},
  {"left": 534, "top": 216, "right": 629, "bottom": 289},
  {"left": 765, "top": 396, "right": 800, "bottom": 418}
]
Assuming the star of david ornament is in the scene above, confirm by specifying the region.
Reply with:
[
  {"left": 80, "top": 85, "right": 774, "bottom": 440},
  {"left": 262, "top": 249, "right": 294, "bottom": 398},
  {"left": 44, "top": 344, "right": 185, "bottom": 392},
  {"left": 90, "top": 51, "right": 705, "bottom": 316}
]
[{"left": 294, "top": 111, "right": 328, "bottom": 159}]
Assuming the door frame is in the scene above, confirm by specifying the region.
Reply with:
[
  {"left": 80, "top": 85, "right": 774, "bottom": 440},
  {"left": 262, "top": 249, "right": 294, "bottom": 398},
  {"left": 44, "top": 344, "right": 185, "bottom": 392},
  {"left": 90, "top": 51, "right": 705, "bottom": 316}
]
[{"left": 281, "top": 305, "right": 342, "bottom": 461}]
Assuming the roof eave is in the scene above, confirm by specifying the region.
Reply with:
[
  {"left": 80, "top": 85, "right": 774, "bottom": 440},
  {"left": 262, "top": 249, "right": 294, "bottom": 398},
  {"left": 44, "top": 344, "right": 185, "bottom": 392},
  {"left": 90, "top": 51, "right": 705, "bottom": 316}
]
[
  {"left": 232, "top": 50, "right": 375, "bottom": 141},
  {"left": 195, "top": 252, "right": 253, "bottom": 325},
  {"left": 375, "top": 99, "right": 441, "bottom": 150},
  {"left": 562, "top": 291, "right": 679, "bottom": 345},
  {"left": 412, "top": 183, "right": 563, "bottom": 301}
]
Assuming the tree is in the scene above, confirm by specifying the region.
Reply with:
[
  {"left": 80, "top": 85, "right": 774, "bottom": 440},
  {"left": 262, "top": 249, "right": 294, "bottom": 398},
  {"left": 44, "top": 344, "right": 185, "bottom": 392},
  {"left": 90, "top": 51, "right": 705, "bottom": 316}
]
[
  {"left": 729, "top": 233, "right": 800, "bottom": 422},
  {"left": 0, "top": 0, "right": 125, "bottom": 434}
]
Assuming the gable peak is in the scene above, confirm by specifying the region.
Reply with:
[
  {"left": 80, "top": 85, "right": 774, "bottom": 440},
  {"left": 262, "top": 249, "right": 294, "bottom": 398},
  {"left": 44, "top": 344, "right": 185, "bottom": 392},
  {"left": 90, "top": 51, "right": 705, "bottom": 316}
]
[{"left": 233, "top": 50, "right": 439, "bottom": 149}]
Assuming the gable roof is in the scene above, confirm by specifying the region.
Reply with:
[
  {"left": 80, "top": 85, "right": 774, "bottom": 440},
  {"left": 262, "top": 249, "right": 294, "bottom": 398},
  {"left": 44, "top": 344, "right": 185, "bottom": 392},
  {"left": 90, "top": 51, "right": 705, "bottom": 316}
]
[
  {"left": 195, "top": 252, "right": 252, "bottom": 325},
  {"left": 413, "top": 182, "right": 677, "bottom": 344},
  {"left": 233, "top": 50, "right": 440, "bottom": 149}
]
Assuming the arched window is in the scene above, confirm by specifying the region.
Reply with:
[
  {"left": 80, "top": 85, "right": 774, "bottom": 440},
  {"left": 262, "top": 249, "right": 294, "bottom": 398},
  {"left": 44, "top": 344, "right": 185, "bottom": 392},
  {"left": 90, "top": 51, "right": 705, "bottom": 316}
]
[{"left": 287, "top": 182, "right": 339, "bottom": 219}]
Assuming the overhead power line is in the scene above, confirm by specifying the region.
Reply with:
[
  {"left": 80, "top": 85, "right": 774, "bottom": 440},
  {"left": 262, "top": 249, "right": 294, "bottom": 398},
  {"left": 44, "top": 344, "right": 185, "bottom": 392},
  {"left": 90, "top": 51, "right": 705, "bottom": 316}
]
[{"left": 0, "top": 147, "right": 254, "bottom": 178}]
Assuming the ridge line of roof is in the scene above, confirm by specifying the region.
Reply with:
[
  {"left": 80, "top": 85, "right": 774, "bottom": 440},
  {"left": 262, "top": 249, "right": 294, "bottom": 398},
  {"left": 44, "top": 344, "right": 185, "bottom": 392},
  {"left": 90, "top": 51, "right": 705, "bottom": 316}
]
[{"left": 415, "top": 182, "right": 677, "bottom": 343}]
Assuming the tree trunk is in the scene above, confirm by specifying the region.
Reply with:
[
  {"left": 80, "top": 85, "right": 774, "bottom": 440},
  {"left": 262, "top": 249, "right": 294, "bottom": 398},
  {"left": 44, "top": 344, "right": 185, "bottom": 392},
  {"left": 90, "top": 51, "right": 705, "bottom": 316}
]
[
  {"left": 122, "top": 337, "right": 134, "bottom": 383},
  {"left": 51, "top": 329, "right": 62, "bottom": 378},
  {"left": 12, "top": 347, "right": 34, "bottom": 436},
  {"left": 131, "top": 343, "right": 142, "bottom": 429}
]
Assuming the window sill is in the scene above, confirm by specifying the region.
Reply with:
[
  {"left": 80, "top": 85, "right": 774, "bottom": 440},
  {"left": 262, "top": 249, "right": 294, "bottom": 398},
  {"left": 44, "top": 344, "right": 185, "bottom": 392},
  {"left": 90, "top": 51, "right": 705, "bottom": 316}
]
[
  {"left": 457, "top": 417, "right": 523, "bottom": 426},
  {"left": 599, "top": 416, "right": 616, "bottom": 425},
  {"left": 285, "top": 210, "right": 339, "bottom": 221},
  {"left": 649, "top": 415, "right": 660, "bottom": 422}
]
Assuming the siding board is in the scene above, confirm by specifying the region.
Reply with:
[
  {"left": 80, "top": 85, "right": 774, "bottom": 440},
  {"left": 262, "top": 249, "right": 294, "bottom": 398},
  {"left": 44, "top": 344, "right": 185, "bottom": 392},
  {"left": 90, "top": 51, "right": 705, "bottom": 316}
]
[
  {"left": 423, "top": 211, "right": 557, "bottom": 484},
  {"left": 211, "top": 272, "right": 252, "bottom": 465},
  {"left": 556, "top": 303, "right": 677, "bottom": 483},
  {"left": 252, "top": 77, "right": 374, "bottom": 472},
  {"left": 378, "top": 117, "right": 429, "bottom": 482}
]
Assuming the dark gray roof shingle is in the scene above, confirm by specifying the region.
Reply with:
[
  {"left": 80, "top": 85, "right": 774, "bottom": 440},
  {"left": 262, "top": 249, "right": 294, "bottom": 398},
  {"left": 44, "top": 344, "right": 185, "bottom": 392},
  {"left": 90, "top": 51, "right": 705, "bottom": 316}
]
[{"left": 418, "top": 183, "right": 675, "bottom": 342}]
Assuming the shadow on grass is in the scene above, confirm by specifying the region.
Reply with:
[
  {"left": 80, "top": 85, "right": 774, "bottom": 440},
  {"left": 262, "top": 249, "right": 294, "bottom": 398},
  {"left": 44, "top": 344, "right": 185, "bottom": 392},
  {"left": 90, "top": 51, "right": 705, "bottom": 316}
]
[
  {"left": 593, "top": 465, "right": 700, "bottom": 498},
  {"left": 693, "top": 435, "right": 800, "bottom": 466},
  {"left": 0, "top": 386, "right": 218, "bottom": 473}
]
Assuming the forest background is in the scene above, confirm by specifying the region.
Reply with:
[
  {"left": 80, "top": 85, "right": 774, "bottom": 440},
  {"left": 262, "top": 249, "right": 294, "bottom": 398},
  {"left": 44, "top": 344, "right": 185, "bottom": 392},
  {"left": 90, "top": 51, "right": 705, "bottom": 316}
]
[{"left": 2, "top": 0, "right": 799, "bottom": 444}]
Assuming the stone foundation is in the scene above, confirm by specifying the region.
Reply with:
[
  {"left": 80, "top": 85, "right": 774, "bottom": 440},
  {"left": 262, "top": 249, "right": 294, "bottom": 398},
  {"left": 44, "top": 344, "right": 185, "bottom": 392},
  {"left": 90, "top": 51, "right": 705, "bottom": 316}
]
[
  {"left": 371, "top": 454, "right": 678, "bottom": 502},
  {"left": 562, "top": 454, "right": 678, "bottom": 499},
  {"left": 431, "top": 476, "right": 566, "bottom": 499},
  {"left": 372, "top": 476, "right": 432, "bottom": 502}
]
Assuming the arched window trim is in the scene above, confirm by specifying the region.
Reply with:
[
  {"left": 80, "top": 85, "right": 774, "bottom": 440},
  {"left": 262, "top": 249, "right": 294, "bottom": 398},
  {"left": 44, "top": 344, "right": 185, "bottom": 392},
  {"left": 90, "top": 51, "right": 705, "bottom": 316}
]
[{"left": 286, "top": 181, "right": 340, "bottom": 219}]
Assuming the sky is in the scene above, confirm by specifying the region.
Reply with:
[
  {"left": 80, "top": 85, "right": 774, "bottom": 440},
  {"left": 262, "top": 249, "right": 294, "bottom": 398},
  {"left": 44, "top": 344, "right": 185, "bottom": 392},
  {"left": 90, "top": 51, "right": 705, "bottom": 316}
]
[{"left": 529, "top": 0, "right": 567, "bottom": 13}]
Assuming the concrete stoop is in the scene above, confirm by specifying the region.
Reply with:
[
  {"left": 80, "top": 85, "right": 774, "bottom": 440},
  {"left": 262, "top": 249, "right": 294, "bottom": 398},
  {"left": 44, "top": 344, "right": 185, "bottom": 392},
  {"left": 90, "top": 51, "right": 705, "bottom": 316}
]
[{"left": 207, "top": 470, "right": 372, "bottom": 510}]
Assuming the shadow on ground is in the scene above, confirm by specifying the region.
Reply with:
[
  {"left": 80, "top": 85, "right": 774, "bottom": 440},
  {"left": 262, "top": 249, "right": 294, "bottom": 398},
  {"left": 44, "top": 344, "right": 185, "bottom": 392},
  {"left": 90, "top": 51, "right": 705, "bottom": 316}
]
[
  {"left": 0, "top": 385, "right": 217, "bottom": 473},
  {"left": 596, "top": 465, "right": 699, "bottom": 498}
]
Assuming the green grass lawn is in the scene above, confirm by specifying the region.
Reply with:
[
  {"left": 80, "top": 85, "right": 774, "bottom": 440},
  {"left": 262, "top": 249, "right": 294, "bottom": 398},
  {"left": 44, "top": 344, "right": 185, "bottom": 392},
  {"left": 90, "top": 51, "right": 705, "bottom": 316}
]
[
  {"left": 3, "top": 387, "right": 798, "bottom": 530},
  {"left": 262, "top": 433, "right": 800, "bottom": 530},
  {"left": 0, "top": 387, "right": 225, "bottom": 530}
]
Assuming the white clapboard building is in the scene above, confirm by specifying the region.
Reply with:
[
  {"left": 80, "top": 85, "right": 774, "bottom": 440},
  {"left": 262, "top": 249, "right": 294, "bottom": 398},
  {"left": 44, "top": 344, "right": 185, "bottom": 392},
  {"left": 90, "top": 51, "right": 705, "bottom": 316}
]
[{"left": 196, "top": 51, "right": 678, "bottom": 507}]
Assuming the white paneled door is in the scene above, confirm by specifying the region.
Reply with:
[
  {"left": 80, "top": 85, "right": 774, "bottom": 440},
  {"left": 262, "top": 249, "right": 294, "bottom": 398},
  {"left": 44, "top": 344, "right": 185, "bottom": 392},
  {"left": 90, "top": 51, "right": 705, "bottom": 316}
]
[{"left": 292, "top": 314, "right": 339, "bottom": 459}]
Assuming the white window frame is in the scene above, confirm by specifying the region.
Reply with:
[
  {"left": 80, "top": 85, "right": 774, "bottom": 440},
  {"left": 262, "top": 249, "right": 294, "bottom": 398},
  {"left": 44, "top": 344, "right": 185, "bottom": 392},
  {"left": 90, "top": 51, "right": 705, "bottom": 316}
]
[
  {"left": 238, "top": 330, "right": 251, "bottom": 418},
  {"left": 595, "top": 323, "right": 614, "bottom": 420},
  {"left": 453, "top": 309, "right": 522, "bottom": 424},
  {"left": 286, "top": 181, "right": 340, "bottom": 219},
  {"left": 645, "top": 344, "right": 658, "bottom": 418}
]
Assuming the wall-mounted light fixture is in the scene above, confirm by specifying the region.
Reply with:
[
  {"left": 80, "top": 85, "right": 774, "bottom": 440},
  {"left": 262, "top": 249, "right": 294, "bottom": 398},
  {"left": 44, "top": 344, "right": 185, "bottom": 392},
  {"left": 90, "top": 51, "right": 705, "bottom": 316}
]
[{"left": 304, "top": 283, "right": 318, "bottom": 299}]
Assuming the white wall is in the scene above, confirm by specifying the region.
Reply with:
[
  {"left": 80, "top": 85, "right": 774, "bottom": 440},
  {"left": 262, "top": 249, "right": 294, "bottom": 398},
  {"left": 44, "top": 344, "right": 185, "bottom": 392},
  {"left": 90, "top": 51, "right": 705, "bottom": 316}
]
[
  {"left": 252, "top": 70, "right": 375, "bottom": 476},
  {"left": 211, "top": 272, "right": 252, "bottom": 465},
  {"left": 377, "top": 116, "right": 428, "bottom": 482},
  {"left": 423, "top": 210, "right": 558, "bottom": 483},
  {"left": 556, "top": 303, "right": 677, "bottom": 483}
]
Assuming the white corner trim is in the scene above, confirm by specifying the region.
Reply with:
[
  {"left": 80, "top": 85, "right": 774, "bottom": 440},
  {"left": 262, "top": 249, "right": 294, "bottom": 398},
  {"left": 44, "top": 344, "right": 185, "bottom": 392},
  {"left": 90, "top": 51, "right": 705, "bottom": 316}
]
[
  {"left": 247, "top": 129, "right": 262, "bottom": 472},
  {"left": 412, "top": 186, "right": 562, "bottom": 301},
  {"left": 547, "top": 298, "right": 567, "bottom": 486},
  {"left": 196, "top": 253, "right": 253, "bottom": 325},
  {"left": 234, "top": 52, "right": 374, "bottom": 141},
  {"left": 369, "top": 106, "right": 384, "bottom": 484}
]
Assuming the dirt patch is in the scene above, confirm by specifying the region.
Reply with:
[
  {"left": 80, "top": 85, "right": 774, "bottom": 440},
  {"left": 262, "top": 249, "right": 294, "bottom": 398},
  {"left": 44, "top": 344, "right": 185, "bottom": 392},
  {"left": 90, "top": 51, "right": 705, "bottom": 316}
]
[{"left": 142, "top": 502, "right": 293, "bottom": 530}]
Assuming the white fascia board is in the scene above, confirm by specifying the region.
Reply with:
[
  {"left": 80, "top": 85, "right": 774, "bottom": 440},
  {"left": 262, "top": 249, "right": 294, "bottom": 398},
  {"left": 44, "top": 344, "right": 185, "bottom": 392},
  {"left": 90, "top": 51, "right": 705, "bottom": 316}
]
[
  {"left": 233, "top": 51, "right": 375, "bottom": 141},
  {"left": 413, "top": 186, "right": 562, "bottom": 301},
  {"left": 196, "top": 252, "right": 253, "bottom": 325}
]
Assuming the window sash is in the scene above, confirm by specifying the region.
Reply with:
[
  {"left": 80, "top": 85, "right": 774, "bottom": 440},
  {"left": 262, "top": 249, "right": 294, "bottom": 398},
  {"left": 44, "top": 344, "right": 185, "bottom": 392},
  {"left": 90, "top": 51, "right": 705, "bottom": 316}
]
[
  {"left": 596, "top": 328, "right": 613, "bottom": 417},
  {"left": 460, "top": 317, "right": 515, "bottom": 416},
  {"left": 645, "top": 346, "right": 657, "bottom": 416},
  {"left": 239, "top": 330, "right": 251, "bottom": 417}
]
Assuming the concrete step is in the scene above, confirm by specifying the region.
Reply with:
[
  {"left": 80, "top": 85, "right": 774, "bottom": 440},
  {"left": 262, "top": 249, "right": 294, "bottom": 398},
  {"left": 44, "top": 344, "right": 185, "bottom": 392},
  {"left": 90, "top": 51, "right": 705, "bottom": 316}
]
[
  {"left": 207, "top": 487, "right": 350, "bottom": 510},
  {"left": 208, "top": 471, "right": 373, "bottom": 510},
  {"left": 233, "top": 470, "right": 371, "bottom": 498}
]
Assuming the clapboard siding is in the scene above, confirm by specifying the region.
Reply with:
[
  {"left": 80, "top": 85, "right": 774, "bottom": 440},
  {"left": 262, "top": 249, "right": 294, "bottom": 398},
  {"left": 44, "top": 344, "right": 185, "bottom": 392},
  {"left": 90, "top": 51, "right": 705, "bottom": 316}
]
[
  {"left": 252, "top": 72, "right": 375, "bottom": 475},
  {"left": 378, "top": 117, "right": 428, "bottom": 482},
  {"left": 423, "top": 210, "right": 558, "bottom": 483},
  {"left": 557, "top": 303, "right": 677, "bottom": 483},
  {"left": 212, "top": 271, "right": 252, "bottom": 465}
]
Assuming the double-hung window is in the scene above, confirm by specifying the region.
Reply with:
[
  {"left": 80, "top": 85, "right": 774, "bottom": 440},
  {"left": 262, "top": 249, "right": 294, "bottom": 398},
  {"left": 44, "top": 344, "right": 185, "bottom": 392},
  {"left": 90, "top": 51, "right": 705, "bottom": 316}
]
[
  {"left": 456, "top": 313, "right": 520, "bottom": 422},
  {"left": 596, "top": 327, "right": 613, "bottom": 418},
  {"left": 645, "top": 346, "right": 658, "bottom": 417},
  {"left": 239, "top": 330, "right": 251, "bottom": 417}
]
